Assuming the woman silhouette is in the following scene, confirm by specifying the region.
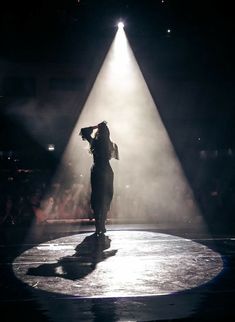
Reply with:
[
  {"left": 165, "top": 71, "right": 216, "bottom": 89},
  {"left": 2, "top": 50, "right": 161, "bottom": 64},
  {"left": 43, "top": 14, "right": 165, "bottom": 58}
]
[{"left": 80, "top": 121, "right": 119, "bottom": 235}]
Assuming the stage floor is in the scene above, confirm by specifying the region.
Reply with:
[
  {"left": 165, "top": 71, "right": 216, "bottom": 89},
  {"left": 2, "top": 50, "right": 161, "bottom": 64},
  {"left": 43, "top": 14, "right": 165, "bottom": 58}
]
[{"left": 1, "top": 224, "right": 235, "bottom": 321}]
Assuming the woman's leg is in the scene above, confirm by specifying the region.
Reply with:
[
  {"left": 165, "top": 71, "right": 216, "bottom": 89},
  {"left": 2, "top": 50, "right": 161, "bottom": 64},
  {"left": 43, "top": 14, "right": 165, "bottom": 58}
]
[
  {"left": 100, "top": 209, "right": 107, "bottom": 233},
  {"left": 94, "top": 211, "right": 106, "bottom": 235}
]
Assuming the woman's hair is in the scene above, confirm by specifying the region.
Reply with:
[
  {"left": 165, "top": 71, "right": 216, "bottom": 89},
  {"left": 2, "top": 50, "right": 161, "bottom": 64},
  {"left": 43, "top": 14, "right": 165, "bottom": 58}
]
[
  {"left": 95, "top": 121, "right": 110, "bottom": 139},
  {"left": 91, "top": 122, "right": 118, "bottom": 160},
  {"left": 80, "top": 122, "right": 118, "bottom": 160}
]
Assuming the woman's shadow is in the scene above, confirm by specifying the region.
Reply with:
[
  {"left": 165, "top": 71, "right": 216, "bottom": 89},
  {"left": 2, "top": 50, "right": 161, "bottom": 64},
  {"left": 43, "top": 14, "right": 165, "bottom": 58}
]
[{"left": 27, "top": 234, "right": 118, "bottom": 280}]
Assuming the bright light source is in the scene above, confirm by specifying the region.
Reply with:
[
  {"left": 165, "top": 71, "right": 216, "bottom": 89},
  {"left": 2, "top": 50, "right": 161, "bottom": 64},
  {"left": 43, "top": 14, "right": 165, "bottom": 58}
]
[
  {"left": 167, "top": 29, "right": 171, "bottom": 33},
  {"left": 47, "top": 144, "right": 55, "bottom": 151},
  {"left": 118, "top": 21, "right": 124, "bottom": 29}
]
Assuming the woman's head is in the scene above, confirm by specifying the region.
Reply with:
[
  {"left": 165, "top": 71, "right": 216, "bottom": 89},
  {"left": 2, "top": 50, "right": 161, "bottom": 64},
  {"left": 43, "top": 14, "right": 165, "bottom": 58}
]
[{"left": 96, "top": 121, "right": 110, "bottom": 139}]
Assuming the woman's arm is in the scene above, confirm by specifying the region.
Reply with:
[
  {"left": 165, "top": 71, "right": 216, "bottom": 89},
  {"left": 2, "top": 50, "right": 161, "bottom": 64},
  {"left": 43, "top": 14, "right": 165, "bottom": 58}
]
[
  {"left": 79, "top": 125, "right": 98, "bottom": 143},
  {"left": 112, "top": 143, "right": 119, "bottom": 160}
]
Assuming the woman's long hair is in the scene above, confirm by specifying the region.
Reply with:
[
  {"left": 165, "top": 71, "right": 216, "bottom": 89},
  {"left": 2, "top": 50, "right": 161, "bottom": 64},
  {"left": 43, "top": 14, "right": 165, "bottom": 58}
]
[{"left": 91, "top": 123, "right": 119, "bottom": 161}]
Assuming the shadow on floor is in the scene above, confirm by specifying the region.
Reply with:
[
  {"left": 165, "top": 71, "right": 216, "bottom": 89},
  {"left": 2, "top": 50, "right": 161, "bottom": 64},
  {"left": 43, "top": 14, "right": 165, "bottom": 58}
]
[{"left": 27, "top": 233, "right": 118, "bottom": 280}]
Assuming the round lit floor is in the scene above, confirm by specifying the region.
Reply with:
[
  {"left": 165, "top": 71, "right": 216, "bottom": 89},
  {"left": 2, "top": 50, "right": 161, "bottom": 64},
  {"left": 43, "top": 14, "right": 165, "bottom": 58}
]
[{"left": 13, "top": 231, "right": 223, "bottom": 298}]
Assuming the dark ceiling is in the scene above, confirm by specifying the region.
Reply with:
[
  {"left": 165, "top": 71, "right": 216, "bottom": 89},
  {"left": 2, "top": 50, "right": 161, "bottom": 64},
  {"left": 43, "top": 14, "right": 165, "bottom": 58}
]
[
  {"left": 0, "top": 0, "right": 234, "bottom": 64},
  {"left": 0, "top": 0, "right": 234, "bottom": 153}
]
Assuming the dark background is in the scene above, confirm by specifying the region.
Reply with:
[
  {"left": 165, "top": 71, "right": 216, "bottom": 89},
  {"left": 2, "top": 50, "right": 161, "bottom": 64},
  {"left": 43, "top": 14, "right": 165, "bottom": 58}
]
[{"left": 0, "top": 0, "right": 234, "bottom": 152}]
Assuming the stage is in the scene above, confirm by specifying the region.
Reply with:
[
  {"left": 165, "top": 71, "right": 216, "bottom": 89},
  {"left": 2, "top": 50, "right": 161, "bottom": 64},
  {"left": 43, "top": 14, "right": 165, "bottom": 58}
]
[{"left": 1, "top": 224, "right": 235, "bottom": 321}]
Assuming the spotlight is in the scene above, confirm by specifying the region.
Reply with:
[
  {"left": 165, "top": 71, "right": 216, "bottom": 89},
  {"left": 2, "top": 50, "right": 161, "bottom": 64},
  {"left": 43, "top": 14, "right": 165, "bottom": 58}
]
[
  {"left": 47, "top": 144, "right": 55, "bottom": 151},
  {"left": 118, "top": 21, "right": 124, "bottom": 29}
]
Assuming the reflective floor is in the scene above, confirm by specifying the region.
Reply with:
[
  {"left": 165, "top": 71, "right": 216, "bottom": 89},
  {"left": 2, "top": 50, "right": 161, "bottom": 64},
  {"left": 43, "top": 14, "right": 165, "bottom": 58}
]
[{"left": 1, "top": 224, "right": 235, "bottom": 321}]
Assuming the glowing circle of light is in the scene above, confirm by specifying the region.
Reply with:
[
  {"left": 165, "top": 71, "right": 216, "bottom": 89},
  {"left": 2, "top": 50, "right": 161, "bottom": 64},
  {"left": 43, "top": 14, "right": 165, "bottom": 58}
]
[
  {"left": 118, "top": 21, "right": 124, "bottom": 29},
  {"left": 13, "top": 231, "right": 223, "bottom": 297}
]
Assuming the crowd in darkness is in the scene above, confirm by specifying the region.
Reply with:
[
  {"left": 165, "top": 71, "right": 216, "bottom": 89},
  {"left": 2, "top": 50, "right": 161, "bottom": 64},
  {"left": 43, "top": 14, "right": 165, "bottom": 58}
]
[
  {"left": 0, "top": 161, "right": 92, "bottom": 226},
  {"left": 187, "top": 149, "right": 235, "bottom": 227},
  {"left": 0, "top": 151, "right": 235, "bottom": 228}
]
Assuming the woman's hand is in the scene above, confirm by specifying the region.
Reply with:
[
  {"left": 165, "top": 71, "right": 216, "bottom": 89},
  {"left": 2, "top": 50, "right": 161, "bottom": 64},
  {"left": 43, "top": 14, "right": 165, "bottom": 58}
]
[{"left": 98, "top": 121, "right": 107, "bottom": 127}]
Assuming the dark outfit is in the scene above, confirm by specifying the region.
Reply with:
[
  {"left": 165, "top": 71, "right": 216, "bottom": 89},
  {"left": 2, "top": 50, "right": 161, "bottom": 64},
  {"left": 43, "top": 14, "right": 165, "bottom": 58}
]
[{"left": 80, "top": 125, "right": 118, "bottom": 234}]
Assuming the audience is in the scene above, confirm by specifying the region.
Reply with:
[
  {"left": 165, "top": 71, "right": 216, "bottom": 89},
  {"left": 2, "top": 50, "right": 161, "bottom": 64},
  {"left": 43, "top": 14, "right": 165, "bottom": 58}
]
[{"left": 0, "top": 151, "right": 234, "bottom": 227}]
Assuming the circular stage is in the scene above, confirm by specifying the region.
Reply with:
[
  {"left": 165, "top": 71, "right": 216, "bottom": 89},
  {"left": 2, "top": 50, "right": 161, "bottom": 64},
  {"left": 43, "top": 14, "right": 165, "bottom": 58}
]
[{"left": 13, "top": 231, "right": 223, "bottom": 298}]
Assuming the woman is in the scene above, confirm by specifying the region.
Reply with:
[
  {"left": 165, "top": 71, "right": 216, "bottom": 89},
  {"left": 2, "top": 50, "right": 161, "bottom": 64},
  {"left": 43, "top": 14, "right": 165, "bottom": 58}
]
[{"left": 80, "top": 121, "right": 119, "bottom": 235}]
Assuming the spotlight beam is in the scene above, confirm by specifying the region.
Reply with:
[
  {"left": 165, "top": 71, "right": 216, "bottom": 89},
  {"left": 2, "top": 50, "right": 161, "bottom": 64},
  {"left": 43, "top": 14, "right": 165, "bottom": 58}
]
[{"left": 48, "top": 22, "right": 208, "bottom": 233}]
